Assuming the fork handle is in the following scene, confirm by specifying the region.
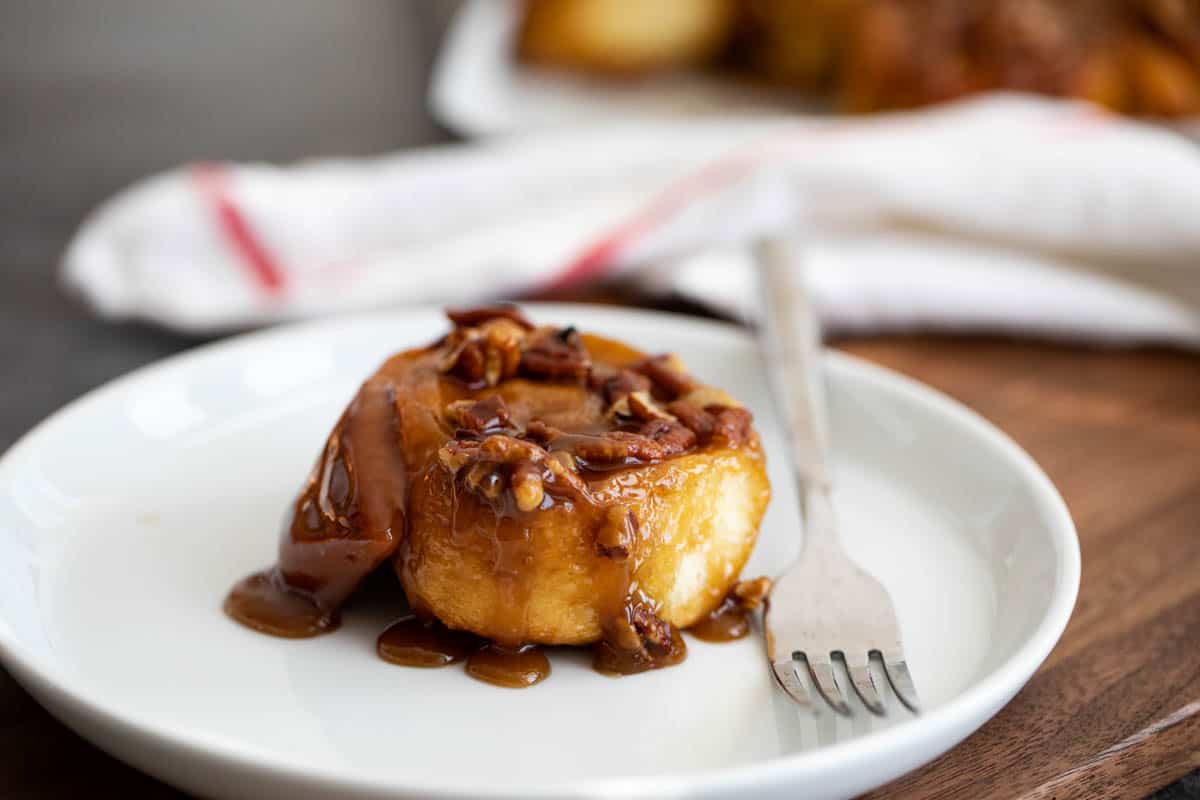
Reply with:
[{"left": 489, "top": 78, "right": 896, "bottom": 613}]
[{"left": 755, "top": 238, "right": 832, "bottom": 491}]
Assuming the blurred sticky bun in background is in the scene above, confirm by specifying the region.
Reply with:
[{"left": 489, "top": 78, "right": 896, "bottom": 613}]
[{"left": 517, "top": 0, "right": 1200, "bottom": 117}]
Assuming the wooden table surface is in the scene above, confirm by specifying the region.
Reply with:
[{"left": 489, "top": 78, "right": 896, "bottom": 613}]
[
  {"left": 845, "top": 338, "right": 1200, "bottom": 799},
  {"left": 1, "top": 2, "right": 1197, "bottom": 798}
]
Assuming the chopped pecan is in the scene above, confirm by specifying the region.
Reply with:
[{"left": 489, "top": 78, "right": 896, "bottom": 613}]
[
  {"left": 593, "top": 366, "right": 652, "bottom": 405},
  {"left": 438, "top": 442, "right": 475, "bottom": 474},
  {"left": 666, "top": 401, "right": 753, "bottom": 446},
  {"left": 709, "top": 405, "right": 754, "bottom": 446},
  {"left": 630, "top": 602, "right": 680, "bottom": 657},
  {"left": 438, "top": 439, "right": 482, "bottom": 473},
  {"left": 595, "top": 507, "right": 638, "bottom": 561},
  {"left": 520, "top": 326, "right": 591, "bottom": 381},
  {"left": 478, "top": 434, "right": 547, "bottom": 464},
  {"left": 639, "top": 418, "right": 698, "bottom": 454},
  {"left": 445, "top": 304, "right": 534, "bottom": 330},
  {"left": 586, "top": 363, "right": 615, "bottom": 393},
  {"left": 627, "top": 391, "right": 675, "bottom": 422},
  {"left": 440, "top": 332, "right": 486, "bottom": 383},
  {"left": 442, "top": 432, "right": 590, "bottom": 507},
  {"left": 566, "top": 434, "right": 634, "bottom": 466},
  {"left": 678, "top": 386, "right": 738, "bottom": 409},
  {"left": 443, "top": 395, "right": 510, "bottom": 433},
  {"left": 608, "top": 390, "right": 674, "bottom": 422},
  {"left": 484, "top": 320, "right": 526, "bottom": 385},
  {"left": 439, "top": 319, "right": 526, "bottom": 387},
  {"left": 632, "top": 354, "right": 697, "bottom": 399},
  {"left": 593, "top": 597, "right": 687, "bottom": 674},
  {"left": 569, "top": 420, "right": 697, "bottom": 466},
  {"left": 542, "top": 449, "right": 590, "bottom": 500},
  {"left": 523, "top": 419, "right": 560, "bottom": 444},
  {"left": 463, "top": 461, "right": 505, "bottom": 500},
  {"left": 511, "top": 461, "right": 546, "bottom": 512},
  {"left": 666, "top": 400, "right": 716, "bottom": 440},
  {"left": 546, "top": 448, "right": 575, "bottom": 473}
]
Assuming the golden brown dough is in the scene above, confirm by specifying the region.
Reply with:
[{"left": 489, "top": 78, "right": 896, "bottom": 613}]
[
  {"left": 402, "top": 399, "right": 769, "bottom": 646},
  {"left": 514, "top": 0, "right": 1200, "bottom": 117},
  {"left": 517, "top": 0, "right": 739, "bottom": 76}
]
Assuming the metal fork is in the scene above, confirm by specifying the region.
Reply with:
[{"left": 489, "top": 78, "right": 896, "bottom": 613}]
[{"left": 755, "top": 238, "right": 919, "bottom": 718}]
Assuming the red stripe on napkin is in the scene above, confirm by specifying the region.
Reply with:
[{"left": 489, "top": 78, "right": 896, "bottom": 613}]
[
  {"left": 543, "top": 155, "right": 757, "bottom": 293},
  {"left": 192, "top": 164, "right": 287, "bottom": 294},
  {"left": 543, "top": 125, "right": 838, "bottom": 294},
  {"left": 542, "top": 105, "right": 1107, "bottom": 294}
]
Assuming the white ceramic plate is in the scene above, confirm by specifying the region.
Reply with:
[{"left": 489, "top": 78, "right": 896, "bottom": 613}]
[
  {"left": 430, "top": 0, "right": 811, "bottom": 138},
  {"left": 431, "top": 0, "right": 1200, "bottom": 142},
  {"left": 0, "top": 305, "right": 1078, "bottom": 799}
]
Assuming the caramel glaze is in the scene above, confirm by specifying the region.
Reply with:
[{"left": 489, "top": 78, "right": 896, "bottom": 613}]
[
  {"left": 466, "top": 645, "right": 552, "bottom": 688},
  {"left": 687, "top": 576, "right": 772, "bottom": 643},
  {"left": 687, "top": 597, "right": 752, "bottom": 642},
  {"left": 225, "top": 569, "right": 337, "bottom": 638},
  {"left": 226, "top": 306, "right": 763, "bottom": 686},
  {"left": 226, "top": 367, "right": 415, "bottom": 637},
  {"left": 377, "top": 617, "right": 479, "bottom": 667}
]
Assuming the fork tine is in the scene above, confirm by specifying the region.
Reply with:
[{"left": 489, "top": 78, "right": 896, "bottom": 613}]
[
  {"left": 771, "top": 658, "right": 816, "bottom": 712},
  {"left": 882, "top": 655, "right": 920, "bottom": 713},
  {"left": 806, "top": 656, "right": 852, "bottom": 716},
  {"left": 842, "top": 652, "right": 885, "bottom": 715}
]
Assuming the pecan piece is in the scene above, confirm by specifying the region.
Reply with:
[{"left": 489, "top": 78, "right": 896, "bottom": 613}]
[
  {"left": 441, "top": 431, "right": 591, "bottom": 510},
  {"left": 511, "top": 461, "right": 546, "bottom": 512},
  {"left": 545, "top": 448, "right": 575, "bottom": 473},
  {"left": 444, "top": 395, "right": 510, "bottom": 433},
  {"left": 627, "top": 391, "right": 675, "bottom": 421},
  {"left": 440, "top": 333, "right": 486, "bottom": 383},
  {"left": 609, "top": 390, "right": 675, "bottom": 423},
  {"left": 666, "top": 400, "right": 716, "bottom": 440},
  {"left": 523, "top": 419, "right": 561, "bottom": 444},
  {"left": 709, "top": 405, "right": 754, "bottom": 446},
  {"left": 632, "top": 354, "right": 697, "bottom": 399},
  {"left": 567, "top": 433, "right": 638, "bottom": 466},
  {"left": 569, "top": 420, "right": 697, "bottom": 466},
  {"left": 445, "top": 304, "right": 534, "bottom": 330},
  {"left": 542, "top": 449, "right": 590, "bottom": 500},
  {"left": 520, "top": 326, "right": 591, "bottom": 381},
  {"left": 437, "top": 439, "right": 481, "bottom": 473},
  {"left": 592, "top": 366, "right": 652, "bottom": 405},
  {"left": 463, "top": 461, "right": 505, "bottom": 500},
  {"left": 639, "top": 418, "right": 698, "bottom": 455},
  {"left": 478, "top": 433, "right": 547, "bottom": 464},
  {"left": 439, "top": 319, "right": 526, "bottom": 387},
  {"left": 593, "top": 597, "right": 687, "bottom": 675},
  {"left": 666, "top": 401, "right": 753, "bottom": 446},
  {"left": 630, "top": 602, "right": 680, "bottom": 657},
  {"left": 595, "top": 507, "right": 638, "bottom": 561}
]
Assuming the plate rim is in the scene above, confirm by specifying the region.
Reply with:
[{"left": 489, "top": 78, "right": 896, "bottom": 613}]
[{"left": 0, "top": 304, "right": 1081, "bottom": 798}]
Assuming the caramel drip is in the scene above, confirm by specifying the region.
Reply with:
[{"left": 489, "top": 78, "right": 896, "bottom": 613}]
[
  {"left": 686, "top": 597, "right": 752, "bottom": 642},
  {"left": 592, "top": 591, "right": 688, "bottom": 675},
  {"left": 466, "top": 645, "right": 551, "bottom": 688},
  {"left": 226, "top": 365, "right": 415, "bottom": 636},
  {"left": 224, "top": 569, "right": 337, "bottom": 638},
  {"left": 377, "top": 616, "right": 480, "bottom": 667}
]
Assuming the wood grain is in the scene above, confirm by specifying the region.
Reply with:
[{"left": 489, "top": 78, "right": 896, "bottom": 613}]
[{"left": 841, "top": 337, "right": 1200, "bottom": 800}]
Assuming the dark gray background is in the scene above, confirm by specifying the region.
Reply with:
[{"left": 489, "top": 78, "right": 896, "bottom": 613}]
[{"left": 0, "top": 1, "right": 1196, "bottom": 797}]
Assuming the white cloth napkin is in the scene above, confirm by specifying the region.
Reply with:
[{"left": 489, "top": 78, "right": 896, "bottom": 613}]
[{"left": 62, "top": 96, "right": 1200, "bottom": 345}]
